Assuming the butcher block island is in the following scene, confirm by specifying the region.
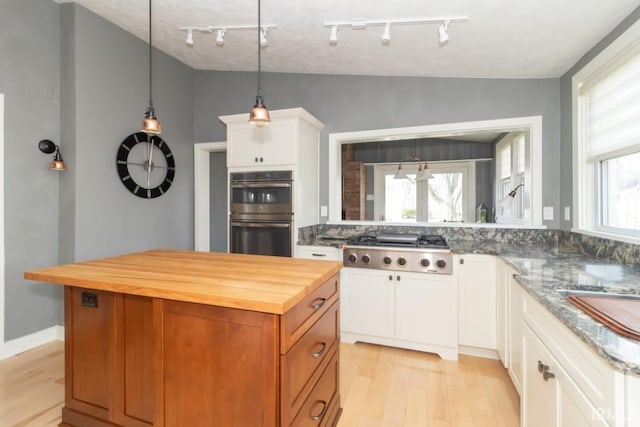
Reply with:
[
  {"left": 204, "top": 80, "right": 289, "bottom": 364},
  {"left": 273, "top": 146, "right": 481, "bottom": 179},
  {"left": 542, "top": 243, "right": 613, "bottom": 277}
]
[{"left": 24, "top": 249, "right": 343, "bottom": 427}]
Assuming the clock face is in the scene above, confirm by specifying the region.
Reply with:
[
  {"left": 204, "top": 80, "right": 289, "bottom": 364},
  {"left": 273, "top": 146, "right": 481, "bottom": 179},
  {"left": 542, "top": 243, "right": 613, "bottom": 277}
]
[{"left": 116, "top": 132, "right": 175, "bottom": 199}]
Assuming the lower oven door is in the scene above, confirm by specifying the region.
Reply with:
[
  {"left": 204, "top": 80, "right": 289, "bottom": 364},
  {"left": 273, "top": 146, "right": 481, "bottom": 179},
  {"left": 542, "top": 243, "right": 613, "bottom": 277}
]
[{"left": 229, "top": 221, "right": 292, "bottom": 257}]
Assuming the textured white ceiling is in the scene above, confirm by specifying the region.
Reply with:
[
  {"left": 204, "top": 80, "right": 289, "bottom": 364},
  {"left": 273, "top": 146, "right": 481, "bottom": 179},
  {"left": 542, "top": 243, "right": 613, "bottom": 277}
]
[{"left": 61, "top": 0, "right": 640, "bottom": 78}]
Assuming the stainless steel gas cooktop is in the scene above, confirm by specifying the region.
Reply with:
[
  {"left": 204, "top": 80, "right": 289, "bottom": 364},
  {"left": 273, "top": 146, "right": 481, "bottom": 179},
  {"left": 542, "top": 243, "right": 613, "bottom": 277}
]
[{"left": 343, "top": 233, "right": 453, "bottom": 274}]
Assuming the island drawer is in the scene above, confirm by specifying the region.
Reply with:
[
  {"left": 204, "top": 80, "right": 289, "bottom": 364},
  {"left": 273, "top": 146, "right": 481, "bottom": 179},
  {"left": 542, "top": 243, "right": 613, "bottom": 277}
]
[
  {"left": 281, "top": 273, "right": 339, "bottom": 352},
  {"left": 288, "top": 350, "right": 339, "bottom": 427},
  {"left": 281, "top": 301, "right": 339, "bottom": 425}
]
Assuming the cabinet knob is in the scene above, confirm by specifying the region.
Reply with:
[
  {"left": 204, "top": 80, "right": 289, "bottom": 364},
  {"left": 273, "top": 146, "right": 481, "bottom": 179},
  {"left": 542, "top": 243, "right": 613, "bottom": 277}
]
[
  {"left": 396, "top": 275, "right": 401, "bottom": 282},
  {"left": 389, "top": 275, "right": 393, "bottom": 281},
  {"left": 537, "top": 360, "right": 549, "bottom": 373},
  {"left": 254, "top": 157, "right": 259, "bottom": 162},
  {"left": 459, "top": 258, "right": 464, "bottom": 265},
  {"left": 259, "top": 157, "right": 264, "bottom": 162}
]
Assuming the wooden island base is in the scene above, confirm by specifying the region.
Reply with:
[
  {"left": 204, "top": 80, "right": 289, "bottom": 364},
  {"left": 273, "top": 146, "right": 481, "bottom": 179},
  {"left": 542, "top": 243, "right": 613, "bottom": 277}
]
[{"left": 25, "top": 250, "right": 342, "bottom": 427}]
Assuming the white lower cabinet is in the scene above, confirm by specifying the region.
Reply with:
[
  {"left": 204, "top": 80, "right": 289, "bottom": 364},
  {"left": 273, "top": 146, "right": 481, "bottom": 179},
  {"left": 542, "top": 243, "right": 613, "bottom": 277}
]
[
  {"left": 523, "top": 323, "right": 608, "bottom": 427},
  {"left": 508, "top": 270, "right": 523, "bottom": 395},
  {"left": 295, "top": 245, "right": 342, "bottom": 261},
  {"left": 456, "top": 254, "right": 497, "bottom": 351},
  {"left": 340, "top": 267, "right": 458, "bottom": 361}
]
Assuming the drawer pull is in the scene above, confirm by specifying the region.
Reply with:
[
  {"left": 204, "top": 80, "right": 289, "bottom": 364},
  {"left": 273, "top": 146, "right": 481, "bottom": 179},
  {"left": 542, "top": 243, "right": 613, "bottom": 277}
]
[
  {"left": 311, "top": 298, "right": 327, "bottom": 310},
  {"left": 537, "top": 360, "right": 550, "bottom": 373},
  {"left": 310, "top": 342, "right": 327, "bottom": 358},
  {"left": 310, "top": 400, "right": 328, "bottom": 421},
  {"left": 311, "top": 253, "right": 327, "bottom": 257},
  {"left": 543, "top": 371, "right": 556, "bottom": 381}
]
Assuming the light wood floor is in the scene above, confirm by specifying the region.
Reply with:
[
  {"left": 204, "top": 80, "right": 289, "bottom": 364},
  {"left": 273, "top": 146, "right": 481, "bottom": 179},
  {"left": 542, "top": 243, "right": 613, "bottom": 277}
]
[{"left": 0, "top": 341, "right": 519, "bottom": 427}]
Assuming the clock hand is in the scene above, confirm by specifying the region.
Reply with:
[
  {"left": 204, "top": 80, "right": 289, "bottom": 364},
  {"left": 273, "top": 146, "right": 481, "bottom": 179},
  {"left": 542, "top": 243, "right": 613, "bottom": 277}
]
[{"left": 147, "top": 140, "right": 155, "bottom": 188}]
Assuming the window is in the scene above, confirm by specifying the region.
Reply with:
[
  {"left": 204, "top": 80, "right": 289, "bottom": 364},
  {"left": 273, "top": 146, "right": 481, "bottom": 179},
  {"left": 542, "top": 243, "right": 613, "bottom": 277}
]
[
  {"left": 496, "top": 133, "right": 527, "bottom": 222},
  {"left": 575, "top": 35, "right": 640, "bottom": 241},
  {"left": 374, "top": 161, "right": 474, "bottom": 223}
]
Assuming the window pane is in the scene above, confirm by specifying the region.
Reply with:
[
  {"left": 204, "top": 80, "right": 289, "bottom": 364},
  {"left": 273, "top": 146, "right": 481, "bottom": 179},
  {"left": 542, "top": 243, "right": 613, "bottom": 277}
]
[
  {"left": 428, "top": 173, "right": 463, "bottom": 222},
  {"left": 499, "top": 145, "right": 511, "bottom": 179},
  {"left": 384, "top": 175, "right": 416, "bottom": 222},
  {"left": 516, "top": 135, "right": 525, "bottom": 174},
  {"left": 600, "top": 151, "right": 640, "bottom": 230}
]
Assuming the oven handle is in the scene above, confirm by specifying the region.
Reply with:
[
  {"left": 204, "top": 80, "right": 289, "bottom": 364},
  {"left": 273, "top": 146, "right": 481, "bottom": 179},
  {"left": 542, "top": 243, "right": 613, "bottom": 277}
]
[
  {"left": 230, "top": 182, "right": 291, "bottom": 189},
  {"left": 230, "top": 222, "right": 291, "bottom": 229}
]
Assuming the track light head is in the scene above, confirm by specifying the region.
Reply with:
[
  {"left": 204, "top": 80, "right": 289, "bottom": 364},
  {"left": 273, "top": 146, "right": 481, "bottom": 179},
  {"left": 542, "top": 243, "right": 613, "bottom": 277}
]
[
  {"left": 438, "top": 20, "right": 450, "bottom": 44},
  {"left": 260, "top": 27, "right": 268, "bottom": 47},
  {"left": 216, "top": 29, "right": 226, "bottom": 46},
  {"left": 329, "top": 25, "right": 338, "bottom": 45},
  {"left": 382, "top": 22, "right": 391, "bottom": 44},
  {"left": 185, "top": 29, "right": 194, "bottom": 46}
]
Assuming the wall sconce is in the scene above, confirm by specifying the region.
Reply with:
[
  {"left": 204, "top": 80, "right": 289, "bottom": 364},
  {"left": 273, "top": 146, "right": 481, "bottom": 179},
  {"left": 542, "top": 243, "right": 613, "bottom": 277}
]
[
  {"left": 499, "top": 184, "right": 524, "bottom": 207},
  {"left": 38, "top": 139, "right": 66, "bottom": 171}
]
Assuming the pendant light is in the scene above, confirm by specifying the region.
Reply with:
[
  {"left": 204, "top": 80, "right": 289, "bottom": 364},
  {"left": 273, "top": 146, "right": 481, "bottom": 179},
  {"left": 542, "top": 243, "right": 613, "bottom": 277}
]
[
  {"left": 249, "top": 0, "right": 270, "bottom": 127},
  {"left": 142, "top": 0, "right": 161, "bottom": 134}
]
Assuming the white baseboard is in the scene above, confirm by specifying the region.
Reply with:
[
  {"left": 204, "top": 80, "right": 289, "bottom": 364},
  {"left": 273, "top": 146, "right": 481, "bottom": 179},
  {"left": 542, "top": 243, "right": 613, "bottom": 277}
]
[
  {"left": 458, "top": 345, "right": 500, "bottom": 360},
  {"left": 0, "top": 325, "right": 64, "bottom": 360}
]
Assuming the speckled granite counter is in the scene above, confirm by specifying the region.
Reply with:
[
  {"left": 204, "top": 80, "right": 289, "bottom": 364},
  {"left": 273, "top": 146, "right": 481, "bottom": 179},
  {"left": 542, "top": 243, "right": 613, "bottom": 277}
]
[
  {"left": 298, "top": 225, "right": 640, "bottom": 376},
  {"left": 451, "top": 240, "right": 640, "bottom": 376}
]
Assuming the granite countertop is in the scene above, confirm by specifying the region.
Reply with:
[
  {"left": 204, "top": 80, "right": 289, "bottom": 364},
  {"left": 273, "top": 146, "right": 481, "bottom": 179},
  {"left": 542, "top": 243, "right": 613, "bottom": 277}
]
[{"left": 449, "top": 240, "right": 640, "bottom": 376}]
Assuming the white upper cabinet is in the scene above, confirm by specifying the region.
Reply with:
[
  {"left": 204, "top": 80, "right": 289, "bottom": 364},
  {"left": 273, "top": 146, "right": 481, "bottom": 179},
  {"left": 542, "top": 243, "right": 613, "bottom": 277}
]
[{"left": 220, "top": 108, "right": 324, "bottom": 169}]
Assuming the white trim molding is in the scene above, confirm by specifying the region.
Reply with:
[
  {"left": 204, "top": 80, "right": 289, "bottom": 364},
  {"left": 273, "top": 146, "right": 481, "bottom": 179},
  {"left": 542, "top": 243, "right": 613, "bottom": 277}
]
[
  {"left": 194, "top": 141, "right": 227, "bottom": 252},
  {"left": 329, "top": 116, "right": 543, "bottom": 226},
  {"left": 0, "top": 94, "right": 5, "bottom": 353},
  {"left": 0, "top": 326, "right": 64, "bottom": 361}
]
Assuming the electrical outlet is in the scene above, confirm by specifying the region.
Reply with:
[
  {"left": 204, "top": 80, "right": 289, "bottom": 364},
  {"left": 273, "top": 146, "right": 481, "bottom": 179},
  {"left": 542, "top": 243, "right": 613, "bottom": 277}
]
[
  {"left": 564, "top": 206, "right": 571, "bottom": 221},
  {"left": 543, "top": 206, "right": 554, "bottom": 221},
  {"left": 320, "top": 205, "right": 328, "bottom": 217}
]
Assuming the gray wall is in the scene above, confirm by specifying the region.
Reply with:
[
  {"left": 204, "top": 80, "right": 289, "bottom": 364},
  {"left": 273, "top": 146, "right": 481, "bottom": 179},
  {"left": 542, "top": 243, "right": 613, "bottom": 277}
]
[
  {"left": 209, "top": 151, "right": 227, "bottom": 252},
  {"left": 0, "top": 0, "right": 62, "bottom": 341},
  {"left": 1, "top": 2, "right": 195, "bottom": 340},
  {"left": 194, "top": 72, "right": 561, "bottom": 228},
  {"left": 560, "top": 6, "right": 640, "bottom": 230}
]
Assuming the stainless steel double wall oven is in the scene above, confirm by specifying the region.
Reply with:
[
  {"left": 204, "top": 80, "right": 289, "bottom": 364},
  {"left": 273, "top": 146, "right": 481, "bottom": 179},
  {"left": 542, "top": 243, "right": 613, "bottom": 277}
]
[{"left": 229, "top": 170, "right": 293, "bottom": 257}]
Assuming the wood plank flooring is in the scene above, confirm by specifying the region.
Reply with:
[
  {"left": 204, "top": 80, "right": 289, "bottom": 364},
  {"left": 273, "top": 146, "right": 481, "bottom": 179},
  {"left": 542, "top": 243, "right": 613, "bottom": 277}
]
[{"left": 0, "top": 341, "right": 519, "bottom": 426}]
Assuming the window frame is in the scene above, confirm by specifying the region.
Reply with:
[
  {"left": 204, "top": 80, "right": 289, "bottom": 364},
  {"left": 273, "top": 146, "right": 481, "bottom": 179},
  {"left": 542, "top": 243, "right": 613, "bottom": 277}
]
[
  {"left": 495, "top": 133, "right": 528, "bottom": 225},
  {"left": 572, "top": 19, "right": 640, "bottom": 244}
]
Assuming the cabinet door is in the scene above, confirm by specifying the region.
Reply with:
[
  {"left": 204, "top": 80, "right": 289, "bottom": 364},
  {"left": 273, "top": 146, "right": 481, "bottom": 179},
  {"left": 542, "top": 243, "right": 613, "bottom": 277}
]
[
  {"left": 227, "top": 124, "right": 263, "bottom": 167},
  {"left": 340, "top": 268, "right": 394, "bottom": 338},
  {"left": 259, "top": 120, "right": 297, "bottom": 166},
  {"left": 295, "top": 245, "right": 342, "bottom": 261},
  {"left": 496, "top": 259, "right": 509, "bottom": 366},
  {"left": 523, "top": 323, "right": 559, "bottom": 427},
  {"left": 457, "top": 255, "right": 496, "bottom": 349},
  {"left": 508, "top": 273, "right": 523, "bottom": 394},
  {"left": 395, "top": 272, "right": 457, "bottom": 348}
]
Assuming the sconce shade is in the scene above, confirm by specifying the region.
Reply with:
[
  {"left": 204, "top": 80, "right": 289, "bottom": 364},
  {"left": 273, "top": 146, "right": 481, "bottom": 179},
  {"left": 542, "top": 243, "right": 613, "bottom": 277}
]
[{"left": 50, "top": 158, "right": 66, "bottom": 171}]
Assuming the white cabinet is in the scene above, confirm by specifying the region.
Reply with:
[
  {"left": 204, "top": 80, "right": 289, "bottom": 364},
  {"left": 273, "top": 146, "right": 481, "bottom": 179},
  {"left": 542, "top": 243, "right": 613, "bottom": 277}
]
[
  {"left": 220, "top": 108, "right": 324, "bottom": 170},
  {"left": 295, "top": 245, "right": 342, "bottom": 261},
  {"left": 340, "top": 267, "right": 458, "bottom": 361},
  {"left": 508, "top": 269, "right": 523, "bottom": 395},
  {"left": 523, "top": 323, "right": 608, "bottom": 427},
  {"left": 456, "top": 254, "right": 496, "bottom": 352},
  {"left": 496, "top": 258, "right": 510, "bottom": 367}
]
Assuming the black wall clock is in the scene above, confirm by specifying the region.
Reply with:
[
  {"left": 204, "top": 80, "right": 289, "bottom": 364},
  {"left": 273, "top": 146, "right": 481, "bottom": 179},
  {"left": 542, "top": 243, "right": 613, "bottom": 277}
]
[{"left": 116, "top": 132, "right": 175, "bottom": 199}]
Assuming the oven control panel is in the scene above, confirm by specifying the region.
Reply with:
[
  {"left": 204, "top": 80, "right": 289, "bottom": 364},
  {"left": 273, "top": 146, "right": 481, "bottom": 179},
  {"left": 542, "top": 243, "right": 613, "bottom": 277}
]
[{"left": 343, "top": 247, "right": 453, "bottom": 274}]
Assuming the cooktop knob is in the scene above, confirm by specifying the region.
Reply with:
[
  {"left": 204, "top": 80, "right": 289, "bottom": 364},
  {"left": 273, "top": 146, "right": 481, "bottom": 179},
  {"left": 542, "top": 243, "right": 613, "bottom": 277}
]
[
  {"left": 383, "top": 256, "right": 392, "bottom": 265},
  {"left": 362, "top": 254, "right": 371, "bottom": 264},
  {"left": 420, "top": 258, "right": 431, "bottom": 268},
  {"left": 348, "top": 253, "right": 357, "bottom": 263},
  {"left": 397, "top": 257, "right": 407, "bottom": 266},
  {"left": 435, "top": 259, "right": 447, "bottom": 269}
]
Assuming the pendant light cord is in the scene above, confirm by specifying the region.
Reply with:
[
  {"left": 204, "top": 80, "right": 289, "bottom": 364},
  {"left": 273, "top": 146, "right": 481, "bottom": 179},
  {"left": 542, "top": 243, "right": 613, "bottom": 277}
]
[
  {"left": 148, "top": 0, "right": 154, "bottom": 110},
  {"left": 257, "top": 0, "right": 262, "bottom": 97}
]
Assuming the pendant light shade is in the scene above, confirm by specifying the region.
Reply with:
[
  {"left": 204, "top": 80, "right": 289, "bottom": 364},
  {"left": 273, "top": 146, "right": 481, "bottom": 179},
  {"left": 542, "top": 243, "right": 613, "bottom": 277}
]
[
  {"left": 142, "top": 0, "right": 162, "bottom": 135},
  {"left": 249, "top": 0, "right": 270, "bottom": 126}
]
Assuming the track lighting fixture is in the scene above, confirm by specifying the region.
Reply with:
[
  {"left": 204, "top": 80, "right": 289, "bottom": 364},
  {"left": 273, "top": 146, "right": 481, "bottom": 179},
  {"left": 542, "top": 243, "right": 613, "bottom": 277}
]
[
  {"left": 381, "top": 22, "right": 391, "bottom": 44},
  {"left": 329, "top": 25, "right": 338, "bottom": 45},
  {"left": 179, "top": 24, "right": 276, "bottom": 48},
  {"left": 324, "top": 16, "right": 467, "bottom": 46},
  {"left": 260, "top": 27, "right": 268, "bottom": 47},
  {"left": 438, "top": 20, "right": 450, "bottom": 44},
  {"left": 185, "top": 29, "right": 194, "bottom": 46},
  {"left": 215, "top": 29, "right": 225, "bottom": 46}
]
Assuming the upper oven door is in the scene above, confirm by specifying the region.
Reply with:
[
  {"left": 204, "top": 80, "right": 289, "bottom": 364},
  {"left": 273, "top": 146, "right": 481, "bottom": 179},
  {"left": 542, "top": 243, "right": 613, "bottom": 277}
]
[{"left": 230, "top": 181, "right": 292, "bottom": 216}]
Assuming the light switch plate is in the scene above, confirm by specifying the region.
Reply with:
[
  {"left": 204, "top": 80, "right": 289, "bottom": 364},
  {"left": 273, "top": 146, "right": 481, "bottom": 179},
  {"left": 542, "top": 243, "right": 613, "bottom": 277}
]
[
  {"left": 564, "top": 206, "right": 571, "bottom": 221},
  {"left": 320, "top": 205, "right": 328, "bottom": 217},
  {"left": 543, "top": 206, "right": 554, "bottom": 221}
]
